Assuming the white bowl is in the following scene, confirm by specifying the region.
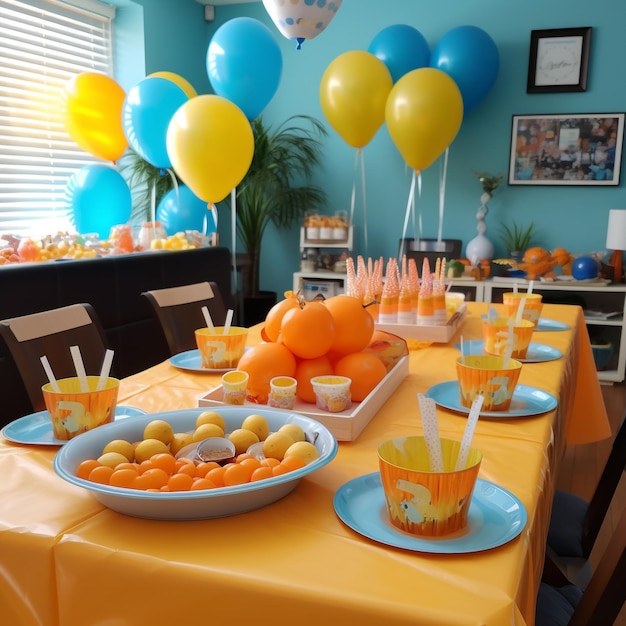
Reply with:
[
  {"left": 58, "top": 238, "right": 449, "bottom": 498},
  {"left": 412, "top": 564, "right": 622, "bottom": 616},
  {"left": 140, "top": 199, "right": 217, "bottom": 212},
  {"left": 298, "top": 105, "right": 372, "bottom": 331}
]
[{"left": 54, "top": 407, "right": 338, "bottom": 520}]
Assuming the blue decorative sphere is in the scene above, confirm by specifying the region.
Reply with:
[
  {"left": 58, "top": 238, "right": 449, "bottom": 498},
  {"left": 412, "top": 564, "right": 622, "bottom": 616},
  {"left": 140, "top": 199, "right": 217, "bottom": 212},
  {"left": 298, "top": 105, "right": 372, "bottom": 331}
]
[{"left": 572, "top": 256, "right": 599, "bottom": 280}]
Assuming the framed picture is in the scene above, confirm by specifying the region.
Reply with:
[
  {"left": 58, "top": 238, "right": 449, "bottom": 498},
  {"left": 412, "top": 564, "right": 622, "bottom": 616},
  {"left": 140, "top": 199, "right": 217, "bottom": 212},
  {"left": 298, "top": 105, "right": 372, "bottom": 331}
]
[
  {"left": 508, "top": 113, "right": 624, "bottom": 186},
  {"left": 527, "top": 27, "right": 591, "bottom": 93}
]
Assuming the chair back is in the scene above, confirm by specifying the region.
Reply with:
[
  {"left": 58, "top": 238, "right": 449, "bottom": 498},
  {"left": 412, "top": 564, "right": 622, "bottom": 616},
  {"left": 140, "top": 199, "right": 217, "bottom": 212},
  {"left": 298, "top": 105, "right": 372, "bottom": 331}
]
[
  {"left": 399, "top": 238, "right": 464, "bottom": 273},
  {"left": 0, "top": 303, "right": 109, "bottom": 413},
  {"left": 142, "top": 281, "right": 228, "bottom": 356}
]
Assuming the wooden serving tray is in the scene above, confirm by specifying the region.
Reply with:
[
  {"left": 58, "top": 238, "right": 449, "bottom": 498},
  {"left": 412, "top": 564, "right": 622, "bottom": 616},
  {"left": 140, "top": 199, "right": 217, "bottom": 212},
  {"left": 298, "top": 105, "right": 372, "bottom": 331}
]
[
  {"left": 198, "top": 356, "right": 409, "bottom": 442},
  {"left": 375, "top": 305, "right": 467, "bottom": 344}
]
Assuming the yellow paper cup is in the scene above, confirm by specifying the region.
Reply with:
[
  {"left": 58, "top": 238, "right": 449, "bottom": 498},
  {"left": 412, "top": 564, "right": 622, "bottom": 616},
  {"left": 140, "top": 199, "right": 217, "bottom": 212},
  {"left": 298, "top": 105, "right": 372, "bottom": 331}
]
[
  {"left": 268, "top": 376, "right": 297, "bottom": 410},
  {"left": 311, "top": 375, "right": 352, "bottom": 413},
  {"left": 502, "top": 292, "right": 543, "bottom": 325},
  {"left": 456, "top": 355, "right": 522, "bottom": 412},
  {"left": 221, "top": 370, "right": 249, "bottom": 405},
  {"left": 42, "top": 376, "right": 119, "bottom": 440},
  {"left": 378, "top": 436, "right": 482, "bottom": 536},
  {"left": 195, "top": 326, "right": 248, "bottom": 369},
  {"left": 482, "top": 317, "right": 535, "bottom": 359}
]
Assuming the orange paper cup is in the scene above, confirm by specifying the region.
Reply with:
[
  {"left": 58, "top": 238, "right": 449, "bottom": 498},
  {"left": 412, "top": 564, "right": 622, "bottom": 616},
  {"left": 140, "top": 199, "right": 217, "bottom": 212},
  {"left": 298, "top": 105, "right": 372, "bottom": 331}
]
[
  {"left": 456, "top": 355, "right": 522, "bottom": 412},
  {"left": 42, "top": 376, "right": 119, "bottom": 440},
  {"left": 195, "top": 326, "right": 248, "bottom": 369},
  {"left": 482, "top": 317, "right": 535, "bottom": 359},
  {"left": 378, "top": 436, "right": 482, "bottom": 536},
  {"left": 221, "top": 370, "right": 249, "bottom": 405},
  {"left": 502, "top": 292, "right": 543, "bottom": 325},
  {"left": 268, "top": 376, "right": 297, "bottom": 410}
]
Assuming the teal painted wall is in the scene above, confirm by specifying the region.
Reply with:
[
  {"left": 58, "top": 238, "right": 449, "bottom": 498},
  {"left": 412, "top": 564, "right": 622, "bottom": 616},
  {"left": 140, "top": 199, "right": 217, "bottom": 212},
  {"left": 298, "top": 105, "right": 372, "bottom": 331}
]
[{"left": 116, "top": 0, "right": 626, "bottom": 296}]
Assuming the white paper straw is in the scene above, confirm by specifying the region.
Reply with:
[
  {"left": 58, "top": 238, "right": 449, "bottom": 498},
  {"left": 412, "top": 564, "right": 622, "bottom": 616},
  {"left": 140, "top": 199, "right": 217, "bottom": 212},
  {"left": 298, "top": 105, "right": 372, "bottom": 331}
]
[
  {"left": 515, "top": 297, "right": 526, "bottom": 325},
  {"left": 455, "top": 394, "right": 484, "bottom": 471},
  {"left": 513, "top": 282, "right": 518, "bottom": 294},
  {"left": 201, "top": 306, "right": 215, "bottom": 332},
  {"left": 460, "top": 335, "right": 465, "bottom": 360},
  {"left": 40, "top": 356, "right": 61, "bottom": 392},
  {"left": 70, "top": 345, "right": 88, "bottom": 392},
  {"left": 223, "top": 309, "right": 234, "bottom": 335},
  {"left": 417, "top": 393, "right": 444, "bottom": 472},
  {"left": 502, "top": 318, "right": 514, "bottom": 367},
  {"left": 96, "top": 349, "right": 114, "bottom": 391},
  {"left": 527, "top": 280, "right": 534, "bottom": 295}
]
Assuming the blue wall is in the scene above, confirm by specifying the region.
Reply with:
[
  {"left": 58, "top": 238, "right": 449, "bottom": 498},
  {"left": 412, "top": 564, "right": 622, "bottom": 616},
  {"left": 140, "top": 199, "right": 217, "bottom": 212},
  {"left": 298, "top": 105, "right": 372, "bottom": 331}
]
[{"left": 117, "top": 0, "right": 626, "bottom": 296}]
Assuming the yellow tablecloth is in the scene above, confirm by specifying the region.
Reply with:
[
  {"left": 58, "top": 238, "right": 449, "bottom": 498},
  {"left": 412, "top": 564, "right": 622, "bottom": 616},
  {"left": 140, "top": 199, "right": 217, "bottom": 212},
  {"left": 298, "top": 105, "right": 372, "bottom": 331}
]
[{"left": 0, "top": 303, "right": 611, "bottom": 626}]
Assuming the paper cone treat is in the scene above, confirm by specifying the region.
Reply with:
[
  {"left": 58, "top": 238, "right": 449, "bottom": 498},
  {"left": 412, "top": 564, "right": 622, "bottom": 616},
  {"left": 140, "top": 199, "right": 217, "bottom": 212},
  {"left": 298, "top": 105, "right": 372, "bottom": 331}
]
[
  {"left": 379, "top": 258, "right": 399, "bottom": 323},
  {"left": 378, "top": 436, "right": 482, "bottom": 536},
  {"left": 397, "top": 255, "right": 414, "bottom": 324},
  {"left": 417, "top": 258, "right": 434, "bottom": 325}
]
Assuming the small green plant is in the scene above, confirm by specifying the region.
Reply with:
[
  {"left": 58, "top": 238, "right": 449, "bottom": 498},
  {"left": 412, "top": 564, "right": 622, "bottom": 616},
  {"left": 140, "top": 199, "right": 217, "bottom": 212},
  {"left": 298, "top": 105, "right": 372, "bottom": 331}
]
[
  {"left": 473, "top": 171, "right": 504, "bottom": 196},
  {"left": 500, "top": 221, "right": 535, "bottom": 252}
]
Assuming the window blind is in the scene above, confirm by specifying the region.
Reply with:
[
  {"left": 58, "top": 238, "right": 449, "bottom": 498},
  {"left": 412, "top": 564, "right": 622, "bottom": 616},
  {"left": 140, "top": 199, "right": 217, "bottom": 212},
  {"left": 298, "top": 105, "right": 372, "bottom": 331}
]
[{"left": 0, "top": 0, "right": 114, "bottom": 237}]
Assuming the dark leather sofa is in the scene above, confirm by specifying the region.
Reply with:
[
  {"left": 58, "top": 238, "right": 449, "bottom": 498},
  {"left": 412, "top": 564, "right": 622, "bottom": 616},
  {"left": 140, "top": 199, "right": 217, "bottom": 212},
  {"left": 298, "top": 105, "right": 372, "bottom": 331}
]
[{"left": 0, "top": 246, "right": 234, "bottom": 427}]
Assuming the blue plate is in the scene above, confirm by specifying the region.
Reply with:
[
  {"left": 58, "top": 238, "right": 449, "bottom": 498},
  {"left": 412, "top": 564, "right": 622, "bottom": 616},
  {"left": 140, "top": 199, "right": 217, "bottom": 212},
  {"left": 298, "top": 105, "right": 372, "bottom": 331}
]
[
  {"left": 1, "top": 406, "right": 146, "bottom": 446},
  {"left": 425, "top": 381, "right": 557, "bottom": 418},
  {"left": 169, "top": 348, "right": 248, "bottom": 373},
  {"left": 334, "top": 473, "right": 527, "bottom": 554},
  {"left": 456, "top": 340, "right": 562, "bottom": 363},
  {"left": 535, "top": 318, "right": 570, "bottom": 332}
]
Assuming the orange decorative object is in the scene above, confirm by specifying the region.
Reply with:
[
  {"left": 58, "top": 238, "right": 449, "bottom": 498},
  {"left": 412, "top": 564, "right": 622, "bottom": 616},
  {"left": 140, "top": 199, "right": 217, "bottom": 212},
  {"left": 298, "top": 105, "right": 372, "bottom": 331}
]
[{"left": 520, "top": 246, "right": 558, "bottom": 279}]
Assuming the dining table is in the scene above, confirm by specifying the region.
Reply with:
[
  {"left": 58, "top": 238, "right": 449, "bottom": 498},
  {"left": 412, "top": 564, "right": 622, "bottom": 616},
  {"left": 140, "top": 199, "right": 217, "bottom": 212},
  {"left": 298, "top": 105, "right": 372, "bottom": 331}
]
[{"left": 0, "top": 301, "right": 611, "bottom": 626}]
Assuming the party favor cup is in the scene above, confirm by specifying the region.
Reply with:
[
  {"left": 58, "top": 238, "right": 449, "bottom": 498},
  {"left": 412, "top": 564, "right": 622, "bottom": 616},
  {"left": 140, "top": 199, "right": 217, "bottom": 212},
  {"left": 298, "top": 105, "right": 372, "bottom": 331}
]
[
  {"left": 221, "top": 370, "right": 249, "bottom": 405},
  {"left": 482, "top": 317, "right": 535, "bottom": 359},
  {"left": 42, "top": 376, "right": 119, "bottom": 440},
  {"left": 311, "top": 376, "right": 352, "bottom": 413},
  {"left": 378, "top": 436, "right": 482, "bottom": 537},
  {"left": 268, "top": 376, "right": 297, "bottom": 410},
  {"left": 502, "top": 292, "right": 543, "bottom": 325},
  {"left": 456, "top": 355, "right": 522, "bottom": 412},
  {"left": 195, "top": 326, "right": 248, "bottom": 369}
]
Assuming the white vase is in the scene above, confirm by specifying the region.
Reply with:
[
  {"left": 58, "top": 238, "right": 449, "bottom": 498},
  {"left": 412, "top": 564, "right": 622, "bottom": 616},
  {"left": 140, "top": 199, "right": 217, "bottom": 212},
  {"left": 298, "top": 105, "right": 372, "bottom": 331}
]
[{"left": 465, "top": 192, "right": 495, "bottom": 262}]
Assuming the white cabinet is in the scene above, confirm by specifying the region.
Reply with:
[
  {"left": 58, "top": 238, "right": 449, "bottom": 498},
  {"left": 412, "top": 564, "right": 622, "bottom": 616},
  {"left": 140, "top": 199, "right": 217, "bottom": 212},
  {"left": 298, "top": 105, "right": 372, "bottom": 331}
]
[
  {"left": 453, "top": 278, "right": 626, "bottom": 383},
  {"left": 294, "top": 227, "right": 352, "bottom": 299}
]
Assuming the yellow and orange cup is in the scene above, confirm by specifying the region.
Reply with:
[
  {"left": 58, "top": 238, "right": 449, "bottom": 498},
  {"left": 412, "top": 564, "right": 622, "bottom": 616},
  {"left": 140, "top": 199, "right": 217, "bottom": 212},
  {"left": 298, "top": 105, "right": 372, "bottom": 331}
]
[
  {"left": 482, "top": 317, "right": 535, "bottom": 360},
  {"left": 310, "top": 375, "right": 352, "bottom": 413},
  {"left": 268, "top": 376, "right": 298, "bottom": 410},
  {"left": 221, "top": 370, "right": 249, "bottom": 405},
  {"left": 378, "top": 436, "right": 482, "bottom": 537},
  {"left": 195, "top": 326, "right": 248, "bottom": 369},
  {"left": 42, "top": 376, "right": 119, "bottom": 440},
  {"left": 502, "top": 292, "right": 543, "bottom": 326},
  {"left": 456, "top": 354, "right": 522, "bottom": 412}
]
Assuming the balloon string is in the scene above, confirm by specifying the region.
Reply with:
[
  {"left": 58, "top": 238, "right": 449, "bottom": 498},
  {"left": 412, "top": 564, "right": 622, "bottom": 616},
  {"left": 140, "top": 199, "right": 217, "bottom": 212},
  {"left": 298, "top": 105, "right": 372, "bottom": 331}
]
[
  {"left": 437, "top": 148, "right": 449, "bottom": 246},
  {"left": 150, "top": 181, "right": 156, "bottom": 228},
  {"left": 398, "top": 169, "right": 417, "bottom": 262},
  {"left": 417, "top": 171, "right": 423, "bottom": 241},
  {"left": 230, "top": 188, "right": 237, "bottom": 297},
  {"left": 207, "top": 202, "right": 217, "bottom": 239},
  {"left": 359, "top": 150, "right": 368, "bottom": 257},
  {"left": 349, "top": 150, "right": 358, "bottom": 230}
]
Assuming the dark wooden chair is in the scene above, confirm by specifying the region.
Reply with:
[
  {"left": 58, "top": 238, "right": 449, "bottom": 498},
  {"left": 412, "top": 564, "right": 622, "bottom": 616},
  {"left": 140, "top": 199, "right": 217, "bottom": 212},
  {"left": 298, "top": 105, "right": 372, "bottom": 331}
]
[
  {"left": 0, "top": 303, "right": 110, "bottom": 414},
  {"left": 545, "top": 414, "right": 626, "bottom": 588},
  {"left": 142, "top": 281, "right": 228, "bottom": 356},
  {"left": 537, "top": 504, "right": 626, "bottom": 625}
]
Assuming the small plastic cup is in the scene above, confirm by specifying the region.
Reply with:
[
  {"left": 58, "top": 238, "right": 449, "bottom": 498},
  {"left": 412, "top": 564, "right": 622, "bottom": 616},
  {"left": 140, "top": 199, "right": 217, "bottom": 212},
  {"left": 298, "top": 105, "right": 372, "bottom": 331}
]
[
  {"left": 378, "top": 436, "right": 482, "bottom": 537},
  {"left": 268, "top": 376, "right": 298, "bottom": 410},
  {"left": 42, "top": 376, "right": 119, "bottom": 440},
  {"left": 310, "top": 375, "right": 352, "bottom": 413},
  {"left": 221, "top": 370, "right": 249, "bottom": 405},
  {"left": 195, "top": 326, "right": 248, "bottom": 369},
  {"left": 482, "top": 316, "right": 535, "bottom": 359},
  {"left": 456, "top": 354, "right": 522, "bottom": 412},
  {"left": 502, "top": 292, "right": 544, "bottom": 326}
]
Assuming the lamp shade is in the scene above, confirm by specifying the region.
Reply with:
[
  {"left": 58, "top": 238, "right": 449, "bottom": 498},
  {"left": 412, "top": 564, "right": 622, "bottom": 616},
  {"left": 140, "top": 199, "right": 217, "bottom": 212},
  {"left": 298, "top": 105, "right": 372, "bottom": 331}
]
[{"left": 606, "top": 209, "right": 626, "bottom": 250}]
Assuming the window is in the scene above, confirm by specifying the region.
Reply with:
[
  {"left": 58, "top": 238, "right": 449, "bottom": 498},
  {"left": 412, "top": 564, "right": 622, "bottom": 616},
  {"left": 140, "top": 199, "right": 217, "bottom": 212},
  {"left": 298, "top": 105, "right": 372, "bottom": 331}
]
[{"left": 0, "top": 0, "right": 115, "bottom": 237}]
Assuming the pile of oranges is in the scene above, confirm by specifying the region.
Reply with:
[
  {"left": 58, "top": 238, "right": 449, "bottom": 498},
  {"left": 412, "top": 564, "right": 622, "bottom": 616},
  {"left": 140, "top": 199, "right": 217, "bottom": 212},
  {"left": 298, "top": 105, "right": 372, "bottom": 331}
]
[{"left": 237, "top": 293, "right": 390, "bottom": 405}]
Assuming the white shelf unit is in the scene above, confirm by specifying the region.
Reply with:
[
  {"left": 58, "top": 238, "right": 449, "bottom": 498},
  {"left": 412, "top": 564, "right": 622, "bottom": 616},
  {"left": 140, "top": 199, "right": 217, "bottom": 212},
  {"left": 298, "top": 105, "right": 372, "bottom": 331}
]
[
  {"left": 294, "top": 227, "right": 352, "bottom": 298},
  {"left": 449, "top": 279, "right": 626, "bottom": 383}
]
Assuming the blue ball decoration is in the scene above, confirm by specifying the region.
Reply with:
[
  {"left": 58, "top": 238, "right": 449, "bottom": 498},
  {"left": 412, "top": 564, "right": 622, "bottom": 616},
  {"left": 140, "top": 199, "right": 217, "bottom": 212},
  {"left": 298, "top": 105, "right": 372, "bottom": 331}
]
[{"left": 572, "top": 256, "right": 599, "bottom": 280}]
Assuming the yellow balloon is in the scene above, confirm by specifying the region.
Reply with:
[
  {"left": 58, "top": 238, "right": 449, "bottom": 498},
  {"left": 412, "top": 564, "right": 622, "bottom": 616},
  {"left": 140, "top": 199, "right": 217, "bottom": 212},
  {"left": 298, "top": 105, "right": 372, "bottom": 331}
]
[
  {"left": 385, "top": 68, "right": 464, "bottom": 171},
  {"left": 320, "top": 51, "right": 392, "bottom": 149},
  {"left": 166, "top": 95, "right": 254, "bottom": 203},
  {"left": 148, "top": 71, "right": 197, "bottom": 99},
  {"left": 61, "top": 72, "right": 128, "bottom": 162}
]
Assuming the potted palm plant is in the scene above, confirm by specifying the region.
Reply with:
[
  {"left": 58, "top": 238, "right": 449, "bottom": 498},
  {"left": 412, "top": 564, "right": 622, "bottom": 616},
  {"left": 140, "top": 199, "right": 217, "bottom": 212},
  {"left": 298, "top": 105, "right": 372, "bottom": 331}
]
[{"left": 233, "top": 114, "right": 327, "bottom": 324}]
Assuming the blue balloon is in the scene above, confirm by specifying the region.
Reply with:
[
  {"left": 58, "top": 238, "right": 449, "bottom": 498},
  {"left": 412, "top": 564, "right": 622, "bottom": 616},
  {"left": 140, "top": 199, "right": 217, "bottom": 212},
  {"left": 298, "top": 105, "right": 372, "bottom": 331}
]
[
  {"left": 156, "top": 185, "right": 216, "bottom": 235},
  {"left": 572, "top": 256, "right": 599, "bottom": 280},
  {"left": 65, "top": 165, "right": 131, "bottom": 239},
  {"left": 207, "top": 17, "right": 282, "bottom": 120},
  {"left": 122, "top": 77, "right": 188, "bottom": 169},
  {"left": 368, "top": 24, "right": 430, "bottom": 84},
  {"left": 430, "top": 25, "right": 499, "bottom": 115}
]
